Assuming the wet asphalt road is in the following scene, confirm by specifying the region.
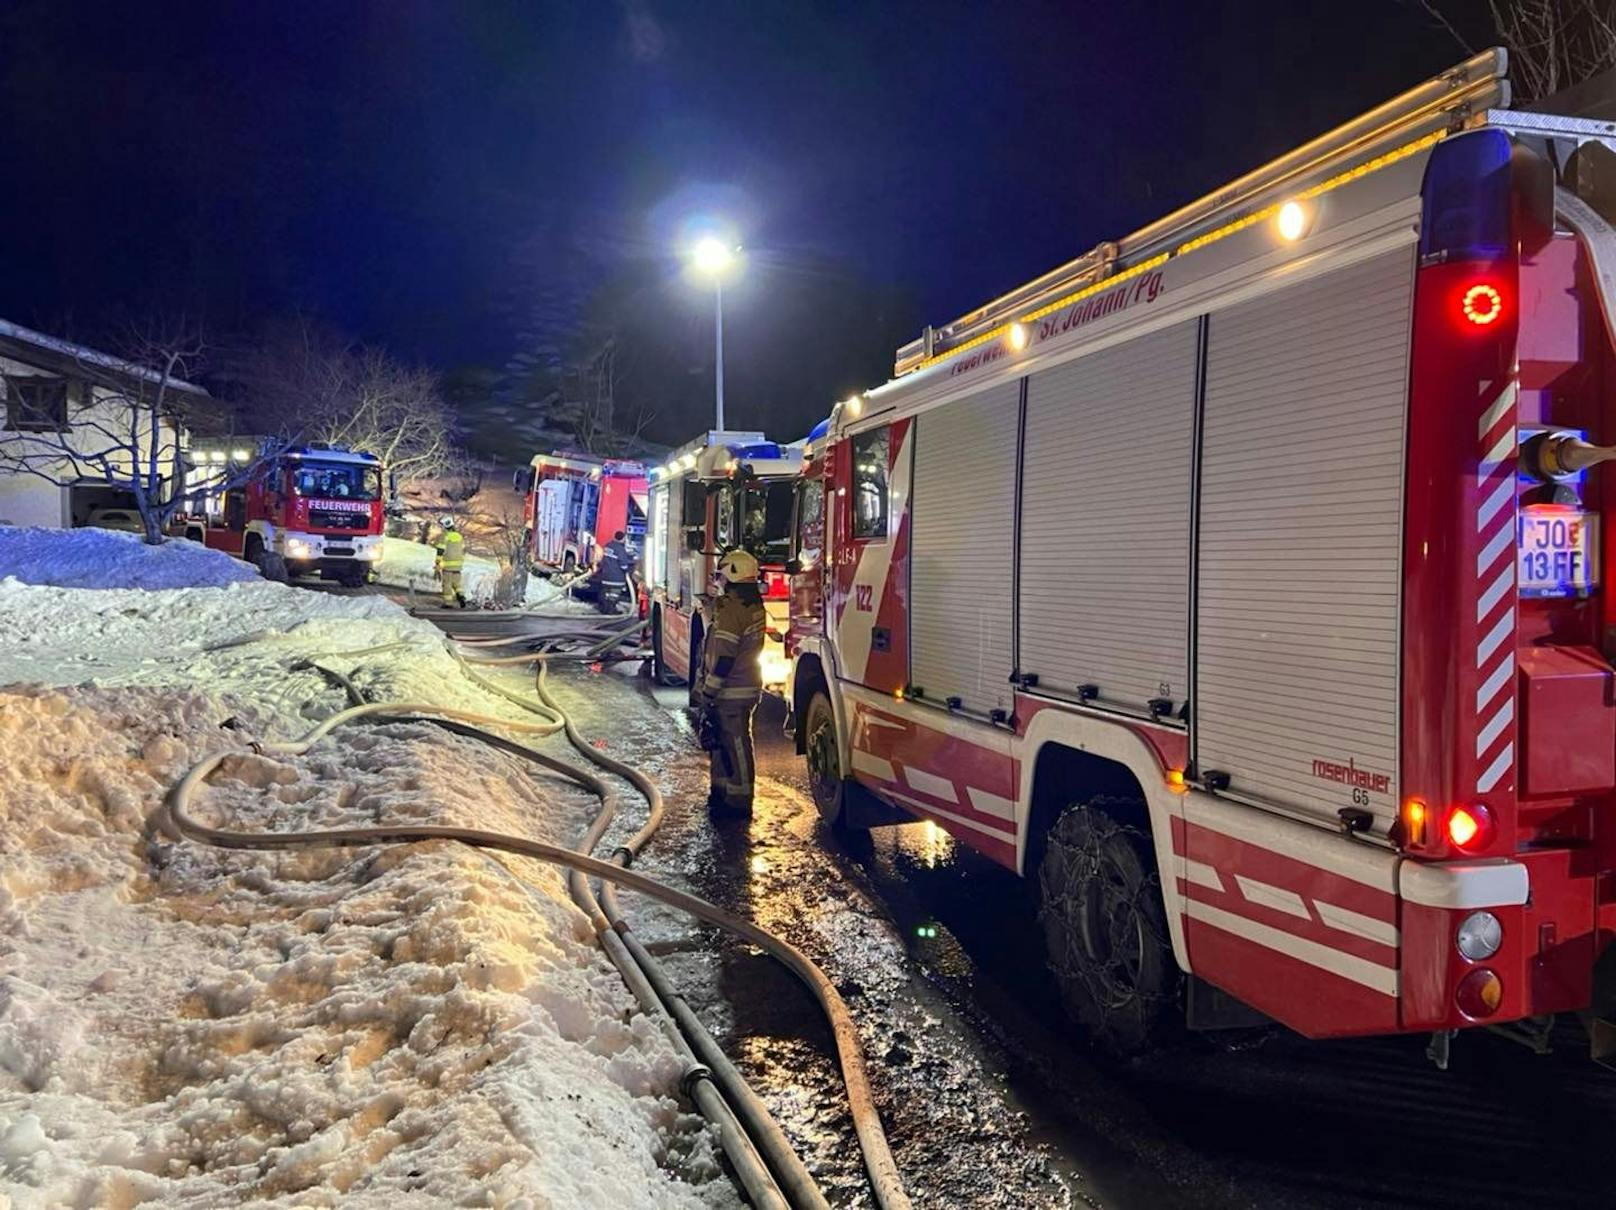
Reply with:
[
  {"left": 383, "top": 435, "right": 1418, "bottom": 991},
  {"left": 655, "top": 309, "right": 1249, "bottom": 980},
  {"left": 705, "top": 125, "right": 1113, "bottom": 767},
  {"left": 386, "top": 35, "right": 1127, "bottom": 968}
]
[{"left": 400, "top": 603, "right": 1615, "bottom": 1209}]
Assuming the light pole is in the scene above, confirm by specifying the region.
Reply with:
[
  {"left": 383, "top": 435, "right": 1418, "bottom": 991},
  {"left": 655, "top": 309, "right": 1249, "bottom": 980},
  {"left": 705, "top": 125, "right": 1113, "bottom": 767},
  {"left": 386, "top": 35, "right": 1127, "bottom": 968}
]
[{"left": 689, "top": 236, "right": 737, "bottom": 431}]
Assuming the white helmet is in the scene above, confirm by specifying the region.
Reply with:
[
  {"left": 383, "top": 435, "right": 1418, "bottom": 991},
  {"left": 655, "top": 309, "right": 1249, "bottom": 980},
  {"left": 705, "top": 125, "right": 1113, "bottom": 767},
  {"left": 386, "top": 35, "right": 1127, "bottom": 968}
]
[
  {"left": 439, "top": 515, "right": 456, "bottom": 530},
  {"left": 717, "top": 548, "right": 760, "bottom": 583}
]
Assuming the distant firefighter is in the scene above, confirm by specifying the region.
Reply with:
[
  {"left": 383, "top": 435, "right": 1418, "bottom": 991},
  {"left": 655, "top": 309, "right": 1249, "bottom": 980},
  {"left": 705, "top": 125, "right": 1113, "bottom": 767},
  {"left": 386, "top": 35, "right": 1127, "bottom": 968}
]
[{"left": 435, "top": 516, "right": 467, "bottom": 608}]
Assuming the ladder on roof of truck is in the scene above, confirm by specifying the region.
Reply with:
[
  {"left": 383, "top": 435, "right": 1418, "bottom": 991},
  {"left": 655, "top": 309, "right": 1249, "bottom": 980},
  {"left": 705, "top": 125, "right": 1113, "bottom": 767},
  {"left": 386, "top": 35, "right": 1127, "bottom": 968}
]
[{"left": 894, "top": 48, "right": 1511, "bottom": 376}]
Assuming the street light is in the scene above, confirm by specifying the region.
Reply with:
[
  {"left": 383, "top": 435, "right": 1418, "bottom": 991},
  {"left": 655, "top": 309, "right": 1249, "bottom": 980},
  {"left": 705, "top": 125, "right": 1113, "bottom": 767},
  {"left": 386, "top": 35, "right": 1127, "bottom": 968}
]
[{"left": 687, "top": 235, "right": 739, "bottom": 430}]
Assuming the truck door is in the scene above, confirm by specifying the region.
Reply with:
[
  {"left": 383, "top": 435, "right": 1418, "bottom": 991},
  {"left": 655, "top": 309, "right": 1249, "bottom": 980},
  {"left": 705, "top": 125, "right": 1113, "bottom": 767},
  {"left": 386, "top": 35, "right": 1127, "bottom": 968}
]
[
  {"left": 830, "top": 419, "right": 912, "bottom": 694},
  {"left": 788, "top": 471, "right": 827, "bottom": 655}
]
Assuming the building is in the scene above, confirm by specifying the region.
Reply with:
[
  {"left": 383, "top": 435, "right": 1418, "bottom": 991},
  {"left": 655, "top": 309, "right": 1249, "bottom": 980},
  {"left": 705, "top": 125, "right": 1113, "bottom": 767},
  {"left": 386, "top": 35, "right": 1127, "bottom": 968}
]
[{"left": 0, "top": 319, "right": 209, "bottom": 528}]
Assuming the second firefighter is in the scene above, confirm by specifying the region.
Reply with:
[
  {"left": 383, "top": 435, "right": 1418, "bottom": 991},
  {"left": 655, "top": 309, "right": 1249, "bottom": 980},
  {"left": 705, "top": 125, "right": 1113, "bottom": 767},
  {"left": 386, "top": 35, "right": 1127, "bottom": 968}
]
[{"left": 695, "top": 549, "right": 766, "bottom": 815}]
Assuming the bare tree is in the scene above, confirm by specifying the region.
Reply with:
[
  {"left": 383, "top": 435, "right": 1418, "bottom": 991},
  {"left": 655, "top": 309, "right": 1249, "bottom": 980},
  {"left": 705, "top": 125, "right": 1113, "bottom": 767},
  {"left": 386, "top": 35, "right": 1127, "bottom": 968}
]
[
  {"left": 554, "top": 337, "right": 654, "bottom": 455},
  {"left": 229, "top": 319, "right": 467, "bottom": 484},
  {"left": 0, "top": 321, "right": 256, "bottom": 545},
  {"left": 1416, "top": 0, "right": 1616, "bottom": 102}
]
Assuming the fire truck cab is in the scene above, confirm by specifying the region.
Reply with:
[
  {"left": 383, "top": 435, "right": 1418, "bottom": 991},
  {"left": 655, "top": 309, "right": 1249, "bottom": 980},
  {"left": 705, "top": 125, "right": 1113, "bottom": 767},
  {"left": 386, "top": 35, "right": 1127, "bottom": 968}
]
[
  {"left": 645, "top": 431, "right": 801, "bottom": 698},
  {"left": 522, "top": 453, "right": 648, "bottom": 575},
  {"left": 788, "top": 51, "right": 1616, "bottom": 1057},
  {"left": 179, "top": 444, "right": 385, "bottom": 587}
]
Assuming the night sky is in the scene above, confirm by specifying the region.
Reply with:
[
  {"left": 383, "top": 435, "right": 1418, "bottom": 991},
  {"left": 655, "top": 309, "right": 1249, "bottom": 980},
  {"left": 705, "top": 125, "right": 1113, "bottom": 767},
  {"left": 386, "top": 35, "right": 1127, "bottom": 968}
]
[{"left": 0, "top": 1, "right": 1492, "bottom": 439}]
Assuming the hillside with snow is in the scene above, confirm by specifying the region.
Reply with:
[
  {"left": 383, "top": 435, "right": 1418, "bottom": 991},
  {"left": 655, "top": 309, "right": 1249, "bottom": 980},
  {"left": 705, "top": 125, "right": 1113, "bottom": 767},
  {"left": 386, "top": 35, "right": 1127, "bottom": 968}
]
[{"left": 0, "top": 529, "right": 732, "bottom": 1208}]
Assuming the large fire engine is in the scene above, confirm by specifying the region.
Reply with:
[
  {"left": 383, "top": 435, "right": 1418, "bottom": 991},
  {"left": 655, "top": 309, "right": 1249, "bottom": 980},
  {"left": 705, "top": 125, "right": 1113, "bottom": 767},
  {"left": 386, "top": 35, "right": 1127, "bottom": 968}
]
[
  {"left": 645, "top": 431, "right": 801, "bottom": 698},
  {"left": 786, "top": 50, "right": 1616, "bottom": 1057},
  {"left": 521, "top": 452, "right": 648, "bottom": 574},
  {"left": 179, "top": 444, "right": 385, "bottom": 587}
]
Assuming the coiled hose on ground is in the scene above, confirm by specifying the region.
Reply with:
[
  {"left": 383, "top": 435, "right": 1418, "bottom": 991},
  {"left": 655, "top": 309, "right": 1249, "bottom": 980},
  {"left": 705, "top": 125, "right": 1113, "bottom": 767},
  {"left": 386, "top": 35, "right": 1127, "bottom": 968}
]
[{"left": 157, "top": 626, "right": 911, "bottom": 1210}]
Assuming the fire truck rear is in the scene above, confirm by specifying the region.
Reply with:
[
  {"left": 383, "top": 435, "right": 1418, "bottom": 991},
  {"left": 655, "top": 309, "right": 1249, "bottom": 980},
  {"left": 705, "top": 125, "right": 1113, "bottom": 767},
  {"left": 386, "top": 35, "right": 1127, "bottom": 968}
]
[
  {"left": 645, "top": 431, "right": 801, "bottom": 697},
  {"left": 521, "top": 453, "right": 649, "bottom": 575},
  {"left": 786, "top": 50, "right": 1616, "bottom": 1057},
  {"left": 181, "top": 444, "right": 385, "bottom": 587}
]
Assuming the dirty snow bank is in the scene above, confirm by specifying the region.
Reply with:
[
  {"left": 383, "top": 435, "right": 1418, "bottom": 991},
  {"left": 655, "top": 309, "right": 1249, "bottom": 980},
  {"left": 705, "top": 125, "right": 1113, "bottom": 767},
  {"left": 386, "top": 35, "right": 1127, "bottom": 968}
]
[
  {"left": 0, "top": 525, "right": 259, "bottom": 590},
  {"left": 374, "top": 537, "right": 581, "bottom": 610},
  {"left": 0, "top": 535, "right": 734, "bottom": 1208},
  {"left": 373, "top": 536, "right": 501, "bottom": 603}
]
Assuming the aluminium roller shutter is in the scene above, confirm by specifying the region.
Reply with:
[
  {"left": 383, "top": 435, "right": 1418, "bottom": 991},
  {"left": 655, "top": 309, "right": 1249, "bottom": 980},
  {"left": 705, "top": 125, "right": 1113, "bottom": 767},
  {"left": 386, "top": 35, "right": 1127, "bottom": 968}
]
[
  {"left": 908, "top": 381, "right": 1020, "bottom": 716},
  {"left": 1018, "top": 319, "right": 1200, "bottom": 715},
  {"left": 1194, "top": 247, "right": 1415, "bottom": 831}
]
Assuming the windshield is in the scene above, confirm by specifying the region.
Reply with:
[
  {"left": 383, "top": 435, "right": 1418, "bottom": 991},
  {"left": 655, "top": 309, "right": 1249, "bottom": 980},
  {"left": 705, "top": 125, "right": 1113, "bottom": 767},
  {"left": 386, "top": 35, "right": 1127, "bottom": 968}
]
[
  {"left": 290, "top": 461, "right": 383, "bottom": 501},
  {"left": 741, "top": 479, "right": 795, "bottom": 564}
]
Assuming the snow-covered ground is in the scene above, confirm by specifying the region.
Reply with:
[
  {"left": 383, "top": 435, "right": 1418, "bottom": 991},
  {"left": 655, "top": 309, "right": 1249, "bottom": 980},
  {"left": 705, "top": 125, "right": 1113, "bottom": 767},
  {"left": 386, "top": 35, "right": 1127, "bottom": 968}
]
[
  {"left": 0, "top": 526, "right": 259, "bottom": 590},
  {"left": 0, "top": 530, "right": 733, "bottom": 1208}
]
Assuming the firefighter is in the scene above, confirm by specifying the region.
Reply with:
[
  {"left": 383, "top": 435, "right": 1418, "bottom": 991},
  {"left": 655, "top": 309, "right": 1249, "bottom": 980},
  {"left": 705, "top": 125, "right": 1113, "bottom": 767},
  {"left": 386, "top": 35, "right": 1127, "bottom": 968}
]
[
  {"left": 597, "top": 529, "right": 632, "bottom": 613},
  {"left": 695, "top": 548, "right": 766, "bottom": 815},
  {"left": 435, "top": 515, "right": 467, "bottom": 608}
]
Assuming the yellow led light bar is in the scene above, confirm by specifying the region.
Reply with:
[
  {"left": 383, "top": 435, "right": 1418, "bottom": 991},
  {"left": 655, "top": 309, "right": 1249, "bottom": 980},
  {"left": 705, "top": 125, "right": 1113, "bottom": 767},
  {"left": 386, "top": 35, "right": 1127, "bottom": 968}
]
[{"left": 912, "top": 129, "right": 1445, "bottom": 375}]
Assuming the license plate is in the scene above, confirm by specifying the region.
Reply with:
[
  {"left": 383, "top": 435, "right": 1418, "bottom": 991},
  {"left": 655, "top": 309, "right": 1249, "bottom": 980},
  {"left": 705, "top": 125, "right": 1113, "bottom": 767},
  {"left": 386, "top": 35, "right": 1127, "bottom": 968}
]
[{"left": 1517, "top": 506, "right": 1598, "bottom": 598}]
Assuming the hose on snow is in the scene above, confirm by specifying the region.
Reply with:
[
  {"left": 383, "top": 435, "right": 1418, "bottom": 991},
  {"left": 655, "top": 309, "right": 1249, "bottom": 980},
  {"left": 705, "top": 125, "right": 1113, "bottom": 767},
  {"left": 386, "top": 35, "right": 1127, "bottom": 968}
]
[
  {"left": 160, "top": 647, "right": 910, "bottom": 1210},
  {"left": 303, "top": 662, "right": 792, "bottom": 1210}
]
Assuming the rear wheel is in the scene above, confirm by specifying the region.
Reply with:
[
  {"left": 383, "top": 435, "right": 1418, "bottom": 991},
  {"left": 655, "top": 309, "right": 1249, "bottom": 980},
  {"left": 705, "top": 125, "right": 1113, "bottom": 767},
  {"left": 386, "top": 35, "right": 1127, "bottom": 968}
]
[
  {"left": 1038, "top": 800, "right": 1181, "bottom": 1054},
  {"left": 650, "top": 612, "right": 677, "bottom": 686},
  {"left": 803, "top": 689, "right": 849, "bottom": 827},
  {"left": 686, "top": 627, "right": 705, "bottom": 708}
]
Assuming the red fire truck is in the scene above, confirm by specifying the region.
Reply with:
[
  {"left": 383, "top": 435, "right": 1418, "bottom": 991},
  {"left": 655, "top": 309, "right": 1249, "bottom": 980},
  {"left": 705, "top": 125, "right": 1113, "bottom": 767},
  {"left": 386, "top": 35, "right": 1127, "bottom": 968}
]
[
  {"left": 786, "top": 50, "right": 1616, "bottom": 1058},
  {"left": 645, "top": 431, "right": 801, "bottom": 699},
  {"left": 179, "top": 444, "right": 385, "bottom": 587},
  {"left": 521, "top": 453, "right": 648, "bottom": 574}
]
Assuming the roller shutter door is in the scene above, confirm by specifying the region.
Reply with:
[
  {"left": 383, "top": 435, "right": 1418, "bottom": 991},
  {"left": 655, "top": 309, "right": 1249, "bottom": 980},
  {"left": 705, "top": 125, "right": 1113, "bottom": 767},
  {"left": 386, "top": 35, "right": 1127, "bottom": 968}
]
[
  {"left": 1019, "top": 320, "right": 1199, "bottom": 715},
  {"left": 909, "top": 381, "right": 1020, "bottom": 716},
  {"left": 1195, "top": 248, "right": 1414, "bottom": 830}
]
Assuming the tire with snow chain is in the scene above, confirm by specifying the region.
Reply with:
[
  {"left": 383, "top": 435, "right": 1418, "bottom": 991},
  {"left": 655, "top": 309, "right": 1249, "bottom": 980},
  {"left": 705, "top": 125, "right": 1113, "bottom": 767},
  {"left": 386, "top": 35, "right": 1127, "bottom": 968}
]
[
  {"left": 1038, "top": 800, "right": 1181, "bottom": 1055},
  {"left": 650, "top": 612, "right": 678, "bottom": 686},
  {"left": 686, "top": 627, "right": 705, "bottom": 707}
]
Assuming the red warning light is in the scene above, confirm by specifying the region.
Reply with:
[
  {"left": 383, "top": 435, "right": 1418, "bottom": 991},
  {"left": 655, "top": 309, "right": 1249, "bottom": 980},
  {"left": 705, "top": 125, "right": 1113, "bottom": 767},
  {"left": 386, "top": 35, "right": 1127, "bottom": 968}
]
[
  {"left": 1461, "top": 282, "right": 1504, "bottom": 326},
  {"left": 1445, "top": 803, "right": 1496, "bottom": 852}
]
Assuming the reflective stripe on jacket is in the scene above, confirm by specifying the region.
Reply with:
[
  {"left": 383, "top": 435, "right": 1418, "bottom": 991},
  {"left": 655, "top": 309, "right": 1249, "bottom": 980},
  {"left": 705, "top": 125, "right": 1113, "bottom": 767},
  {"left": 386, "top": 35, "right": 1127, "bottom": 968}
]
[
  {"left": 701, "top": 591, "right": 766, "bottom": 701},
  {"left": 437, "top": 530, "right": 465, "bottom": 570}
]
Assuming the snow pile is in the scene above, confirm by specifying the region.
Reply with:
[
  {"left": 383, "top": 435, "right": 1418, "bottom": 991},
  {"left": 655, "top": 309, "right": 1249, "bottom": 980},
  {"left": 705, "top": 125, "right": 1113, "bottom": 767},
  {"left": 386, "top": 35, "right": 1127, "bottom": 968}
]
[
  {"left": 0, "top": 533, "right": 734, "bottom": 1208},
  {"left": 374, "top": 537, "right": 579, "bottom": 610},
  {"left": 0, "top": 526, "right": 259, "bottom": 591},
  {"left": 373, "top": 536, "right": 502, "bottom": 603}
]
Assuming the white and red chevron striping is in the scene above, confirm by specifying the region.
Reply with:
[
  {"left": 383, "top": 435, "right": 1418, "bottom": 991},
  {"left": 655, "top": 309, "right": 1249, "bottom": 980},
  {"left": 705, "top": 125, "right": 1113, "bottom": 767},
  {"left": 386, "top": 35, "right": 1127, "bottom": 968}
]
[{"left": 1473, "top": 379, "right": 1518, "bottom": 795}]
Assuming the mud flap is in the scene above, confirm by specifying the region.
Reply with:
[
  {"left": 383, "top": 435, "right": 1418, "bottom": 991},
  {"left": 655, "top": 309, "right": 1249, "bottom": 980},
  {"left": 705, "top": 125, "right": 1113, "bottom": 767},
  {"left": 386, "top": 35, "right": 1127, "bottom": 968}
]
[
  {"left": 1185, "top": 975, "right": 1271, "bottom": 1031},
  {"left": 1589, "top": 936, "right": 1616, "bottom": 1067},
  {"left": 843, "top": 784, "right": 916, "bottom": 830}
]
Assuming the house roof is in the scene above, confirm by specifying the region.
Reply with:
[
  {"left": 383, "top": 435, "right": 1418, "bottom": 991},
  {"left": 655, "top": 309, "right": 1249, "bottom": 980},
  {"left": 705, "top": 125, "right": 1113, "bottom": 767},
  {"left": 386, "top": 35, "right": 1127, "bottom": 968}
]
[{"left": 0, "top": 318, "right": 210, "bottom": 398}]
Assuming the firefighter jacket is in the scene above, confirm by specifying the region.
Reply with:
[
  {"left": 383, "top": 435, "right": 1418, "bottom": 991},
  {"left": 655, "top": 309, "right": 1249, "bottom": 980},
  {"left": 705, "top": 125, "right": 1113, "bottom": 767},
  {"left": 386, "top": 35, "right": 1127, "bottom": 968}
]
[
  {"left": 599, "top": 538, "right": 630, "bottom": 583},
  {"left": 700, "top": 588, "right": 766, "bottom": 703},
  {"left": 436, "top": 530, "right": 465, "bottom": 570}
]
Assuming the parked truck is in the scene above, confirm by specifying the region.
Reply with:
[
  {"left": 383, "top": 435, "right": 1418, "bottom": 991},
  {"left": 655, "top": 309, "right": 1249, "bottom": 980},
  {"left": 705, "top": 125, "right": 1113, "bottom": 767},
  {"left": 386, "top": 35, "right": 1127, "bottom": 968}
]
[
  {"left": 178, "top": 444, "right": 385, "bottom": 587},
  {"left": 786, "top": 49, "right": 1616, "bottom": 1059},
  {"left": 520, "top": 452, "right": 648, "bottom": 576},
  {"left": 645, "top": 431, "right": 801, "bottom": 699}
]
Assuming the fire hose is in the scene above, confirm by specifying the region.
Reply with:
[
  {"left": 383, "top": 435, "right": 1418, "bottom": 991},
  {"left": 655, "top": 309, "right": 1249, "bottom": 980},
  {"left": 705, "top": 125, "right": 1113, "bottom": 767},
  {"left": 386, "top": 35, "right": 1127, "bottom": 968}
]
[{"left": 157, "top": 637, "right": 911, "bottom": 1210}]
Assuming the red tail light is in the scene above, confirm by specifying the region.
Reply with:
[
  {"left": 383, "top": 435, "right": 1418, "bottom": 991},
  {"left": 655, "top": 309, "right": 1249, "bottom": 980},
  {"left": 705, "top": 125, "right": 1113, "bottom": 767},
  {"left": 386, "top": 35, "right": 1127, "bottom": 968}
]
[
  {"left": 1445, "top": 803, "right": 1496, "bottom": 852},
  {"left": 1460, "top": 281, "right": 1505, "bottom": 327},
  {"left": 763, "top": 571, "right": 790, "bottom": 599},
  {"left": 1455, "top": 968, "right": 1503, "bottom": 1018}
]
